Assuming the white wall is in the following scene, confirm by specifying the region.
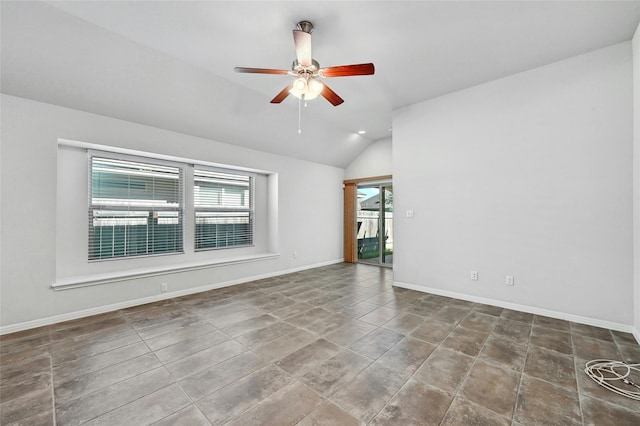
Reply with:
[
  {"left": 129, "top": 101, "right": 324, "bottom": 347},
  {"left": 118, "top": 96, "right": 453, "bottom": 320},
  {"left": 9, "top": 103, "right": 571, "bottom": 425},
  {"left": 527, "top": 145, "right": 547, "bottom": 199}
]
[
  {"left": 0, "top": 94, "right": 344, "bottom": 331},
  {"left": 633, "top": 24, "right": 640, "bottom": 339},
  {"left": 344, "top": 138, "right": 392, "bottom": 180},
  {"left": 393, "top": 43, "right": 634, "bottom": 328}
]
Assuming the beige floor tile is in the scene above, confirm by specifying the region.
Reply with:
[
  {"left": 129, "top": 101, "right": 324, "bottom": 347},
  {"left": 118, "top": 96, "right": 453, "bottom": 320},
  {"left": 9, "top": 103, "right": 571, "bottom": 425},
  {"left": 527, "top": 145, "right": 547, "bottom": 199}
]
[
  {"left": 2, "top": 263, "right": 638, "bottom": 426},
  {"left": 410, "top": 318, "right": 454, "bottom": 344},
  {"left": 297, "top": 400, "right": 362, "bottom": 426},
  {"left": 52, "top": 341, "right": 150, "bottom": 384},
  {"left": 0, "top": 387, "right": 53, "bottom": 426},
  {"left": 514, "top": 375, "right": 581, "bottom": 425},
  {"left": 179, "top": 351, "right": 267, "bottom": 400},
  {"left": 54, "top": 353, "right": 161, "bottom": 404},
  {"left": 378, "top": 337, "right": 436, "bottom": 374},
  {"left": 235, "top": 321, "right": 297, "bottom": 348},
  {"left": 164, "top": 339, "right": 246, "bottom": 380},
  {"left": 523, "top": 346, "right": 577, "bottom": 390},
  {"left": 573, "top": 335, "right": 621, "bottom": 360},
  {"left": 152, "top": 405, "right": 211, "bottom": 426},
  {"left": 381, "top": 312, "right": 425, "bottom": 335},
  {"left": 492, "top": 318, "right": 531, "bottom": 345},
  {"left": 478, "top": 335, "right": 527, "bottom": 372},
  {"left": 197, "top": 364, "right": 292, "bottom": 425},
  {"left": 253, "top": 328, "right": 318, "bottom": 362},
  {"left": 460, "top": 359, "right": 520, "bottom": 418},
  {"left": 330, "top": 362, "right": 410, "bottom": 423},
  {"left": 324, "top": 320, "right": 377, "bottom": 347},
  {"left": 529, "top": 325, "right": 573, "bottom": 355},
  {"left": 580, "top": 394, "right": 640, "bottom": 426},
  {"left": 441, "top": 396, "right": 511, "bottom": 426},
  {"left": 225, "top": 381, "right": 322, "bottom": 426},
  {"left": 300, "top": 349, "right": 371, "bottom": 396},
  {"left": 84, "top": 384, "right": 191, "bottom": 426},
  {"left": 275, "top": 339, "right": 342, "bottom": 376},
  {"left": 414, "top": 347, "right": 474, "bottom": 393},
  {"left": 55, "top": 367, "right": 174, "bottom": 425},
  {"left": 370, "top": 379, "right": 453, "bottom": 426},
  {"left": 440, "top": 325, "right": 488, "bottom": 357},
  {"left": 349, "top": 327, "right": 404, "bottom": 359},
  {"left": 153, "top": 330, "right": 230, "bottom": 364}
]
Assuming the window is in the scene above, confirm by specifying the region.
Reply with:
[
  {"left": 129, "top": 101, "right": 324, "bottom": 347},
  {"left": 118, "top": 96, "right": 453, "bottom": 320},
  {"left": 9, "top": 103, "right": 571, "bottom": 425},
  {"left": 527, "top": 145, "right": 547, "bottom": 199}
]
[
  {"left": 194, "top": 167, "right": 254, "bottom": 250},
  {"left": 89, "top": 154, "right": 184, "bottom": 260}
]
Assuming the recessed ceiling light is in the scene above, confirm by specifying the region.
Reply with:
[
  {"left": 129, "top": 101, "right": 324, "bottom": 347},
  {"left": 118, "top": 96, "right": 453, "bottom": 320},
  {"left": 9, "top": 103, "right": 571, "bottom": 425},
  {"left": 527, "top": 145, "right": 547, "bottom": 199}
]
[{"left": 357, "top": 130, "right": 366, "bottom": 135}]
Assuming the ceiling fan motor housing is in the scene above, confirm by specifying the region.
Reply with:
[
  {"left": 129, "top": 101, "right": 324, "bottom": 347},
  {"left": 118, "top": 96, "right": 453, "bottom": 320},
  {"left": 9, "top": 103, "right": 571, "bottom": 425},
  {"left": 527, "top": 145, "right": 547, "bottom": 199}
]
[{"left": 292, "top": 59, "right": 319, "bottom": 75}]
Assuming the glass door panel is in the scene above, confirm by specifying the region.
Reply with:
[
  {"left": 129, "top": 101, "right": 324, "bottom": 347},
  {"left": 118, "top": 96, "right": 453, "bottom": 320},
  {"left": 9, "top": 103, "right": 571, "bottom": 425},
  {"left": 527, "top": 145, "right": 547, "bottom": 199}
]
[
  {"left": 382, "top": 184, "right": 393, "bottom": 265},
  {"left": 357, "top": 186, "right": 381, "bottom": 264},
  {"left": 357, "top": 183, "right": 393, "bottom": 266}
]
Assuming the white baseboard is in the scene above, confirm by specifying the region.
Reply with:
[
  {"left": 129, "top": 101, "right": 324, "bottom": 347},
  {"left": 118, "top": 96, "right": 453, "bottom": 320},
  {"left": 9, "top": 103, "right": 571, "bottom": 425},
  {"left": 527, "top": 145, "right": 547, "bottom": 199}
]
[
  {"left": 0, "top": 258, "right": 343, "bottom": 335},
  {"left": 633, "top": 328, "right": 640, "bottom": 346},
  {"left": 393, "top": 280, "right": 636, "bottom": 335}
]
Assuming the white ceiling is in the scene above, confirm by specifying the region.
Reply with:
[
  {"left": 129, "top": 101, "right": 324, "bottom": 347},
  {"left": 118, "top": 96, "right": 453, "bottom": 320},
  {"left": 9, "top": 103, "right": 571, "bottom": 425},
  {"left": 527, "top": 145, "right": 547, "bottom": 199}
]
[{"left": 2, "top": 1, "right": 640, "bottom": 168}]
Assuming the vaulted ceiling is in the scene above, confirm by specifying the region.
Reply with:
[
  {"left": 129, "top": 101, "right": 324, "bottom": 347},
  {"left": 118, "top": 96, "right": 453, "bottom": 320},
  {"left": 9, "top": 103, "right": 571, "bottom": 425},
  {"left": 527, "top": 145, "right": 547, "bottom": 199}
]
[{"left": 2, "top": 1, "right": 640, "bottom": 167}]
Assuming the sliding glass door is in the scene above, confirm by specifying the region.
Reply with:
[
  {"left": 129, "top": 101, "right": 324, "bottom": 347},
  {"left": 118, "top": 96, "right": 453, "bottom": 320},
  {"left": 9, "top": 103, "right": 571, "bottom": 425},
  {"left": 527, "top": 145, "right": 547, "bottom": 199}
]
[{"left": 357, "top": 182, "right": 393, "bottom": 266}]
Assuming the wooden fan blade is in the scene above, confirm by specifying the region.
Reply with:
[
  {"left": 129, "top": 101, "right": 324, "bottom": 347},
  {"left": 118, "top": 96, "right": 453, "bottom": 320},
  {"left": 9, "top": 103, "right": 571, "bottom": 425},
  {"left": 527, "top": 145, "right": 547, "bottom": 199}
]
[
  {"left": 234, "top": 67, "right": 289, "bottom": 75},
  {"left": 321, "top": 83, "right": 344, "bottom": 106},
  {"left": 321, "top": 63, "right": 375, "bottom": 78},
  {"left": 271, "top": 83, "right": 294, "bottom": 103},
  {"left": 293, "top": 30, "right": 312, "bottom": 67}
]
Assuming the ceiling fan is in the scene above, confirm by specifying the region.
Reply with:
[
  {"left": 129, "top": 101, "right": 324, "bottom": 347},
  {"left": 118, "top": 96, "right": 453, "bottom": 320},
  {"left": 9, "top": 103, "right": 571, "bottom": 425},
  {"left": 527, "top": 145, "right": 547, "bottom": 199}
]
[{"left": 234, "top": 21, "right": 375, "bottom": 106}]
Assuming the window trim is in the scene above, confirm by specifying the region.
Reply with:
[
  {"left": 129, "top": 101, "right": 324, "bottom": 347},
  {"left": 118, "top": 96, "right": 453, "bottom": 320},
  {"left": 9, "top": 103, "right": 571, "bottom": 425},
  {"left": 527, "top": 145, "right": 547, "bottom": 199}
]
[{"left": 61, "top": 139, "right": 271, "bottom": 176}]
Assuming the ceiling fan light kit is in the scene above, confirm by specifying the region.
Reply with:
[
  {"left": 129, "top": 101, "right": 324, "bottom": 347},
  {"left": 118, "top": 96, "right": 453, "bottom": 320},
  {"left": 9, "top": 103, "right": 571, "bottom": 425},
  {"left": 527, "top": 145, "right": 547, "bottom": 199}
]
[
  {"left": 234, "top": 20, "right": 375, "bottom": 107},
  {"left": 291, "top": 77, "right": 324, "bottom": 100}
]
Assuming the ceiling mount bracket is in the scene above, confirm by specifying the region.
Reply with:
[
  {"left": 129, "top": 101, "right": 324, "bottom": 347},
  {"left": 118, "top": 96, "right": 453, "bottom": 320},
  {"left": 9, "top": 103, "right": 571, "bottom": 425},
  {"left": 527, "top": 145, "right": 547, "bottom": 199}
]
[{"left": 296, "top": 21, "right": 314, "bottom": 34}]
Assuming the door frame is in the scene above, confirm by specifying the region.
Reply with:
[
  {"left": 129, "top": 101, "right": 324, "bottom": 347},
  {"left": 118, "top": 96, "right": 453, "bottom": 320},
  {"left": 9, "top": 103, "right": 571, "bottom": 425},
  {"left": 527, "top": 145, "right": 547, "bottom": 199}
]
[{"left": 343, "top": 175, "right": 392, "bottom": 263}]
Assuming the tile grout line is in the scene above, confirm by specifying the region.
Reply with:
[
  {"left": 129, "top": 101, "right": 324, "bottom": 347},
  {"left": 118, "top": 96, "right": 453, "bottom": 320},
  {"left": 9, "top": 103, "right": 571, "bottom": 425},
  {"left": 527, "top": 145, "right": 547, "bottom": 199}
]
[
  {"left": 570, "top": 322, "right": 586, "bottom": 426},
  {"left": 47, "top": 327, "right": 58, "bottom": 426},
  {"left": 509, "top": 316, "right": 535, "bottom": 426}
]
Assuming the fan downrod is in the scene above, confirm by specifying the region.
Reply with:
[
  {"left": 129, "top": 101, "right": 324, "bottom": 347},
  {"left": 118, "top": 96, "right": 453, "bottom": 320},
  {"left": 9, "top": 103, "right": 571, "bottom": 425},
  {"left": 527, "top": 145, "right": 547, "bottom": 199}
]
[{"left": 296, "top": 21, "right": 314, "bottom": 34}]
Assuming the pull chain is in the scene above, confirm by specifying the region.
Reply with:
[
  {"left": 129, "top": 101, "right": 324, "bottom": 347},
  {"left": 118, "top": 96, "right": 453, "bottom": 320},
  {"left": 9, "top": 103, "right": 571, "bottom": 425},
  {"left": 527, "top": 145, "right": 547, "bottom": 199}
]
[{"left": 298, "top": 96, "right": 302, "bottom": 134}]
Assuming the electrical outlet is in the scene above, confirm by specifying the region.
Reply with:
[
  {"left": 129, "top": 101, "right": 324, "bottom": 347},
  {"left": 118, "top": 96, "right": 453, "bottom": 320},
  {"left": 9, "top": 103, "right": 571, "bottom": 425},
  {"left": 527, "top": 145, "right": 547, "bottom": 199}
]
[
  {"left": 470, "top": 271, "right": 478, "bottom": 281},
  {"left": 161, "top": 283, "right": 167, "bottom": 292},
  {"left": 506, "top": 275, "right": 514, "bottom": 286}
]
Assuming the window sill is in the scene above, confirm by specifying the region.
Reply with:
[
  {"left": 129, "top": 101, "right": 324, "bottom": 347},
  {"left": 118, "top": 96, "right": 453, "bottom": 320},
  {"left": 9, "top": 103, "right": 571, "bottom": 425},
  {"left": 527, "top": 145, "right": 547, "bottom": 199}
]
[{"left": 52, "top": 253, "right": 280, "bottom": 291}]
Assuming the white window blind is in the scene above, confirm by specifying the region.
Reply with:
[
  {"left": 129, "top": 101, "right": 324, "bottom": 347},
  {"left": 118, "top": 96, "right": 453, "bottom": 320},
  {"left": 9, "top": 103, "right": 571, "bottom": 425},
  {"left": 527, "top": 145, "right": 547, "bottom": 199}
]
[
  {"left": 89, "top": 154, "right": 184, "bottom": 260},
  {"left": 194, "top": 167, "right": 253, "bottom": 250}
]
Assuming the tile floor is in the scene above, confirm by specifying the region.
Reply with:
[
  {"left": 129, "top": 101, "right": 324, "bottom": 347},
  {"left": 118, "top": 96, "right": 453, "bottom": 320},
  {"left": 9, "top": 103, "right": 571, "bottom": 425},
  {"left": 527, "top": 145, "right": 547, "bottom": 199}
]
[{"left": 1, "top": 263, "right": 639, "bottom": 425}]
